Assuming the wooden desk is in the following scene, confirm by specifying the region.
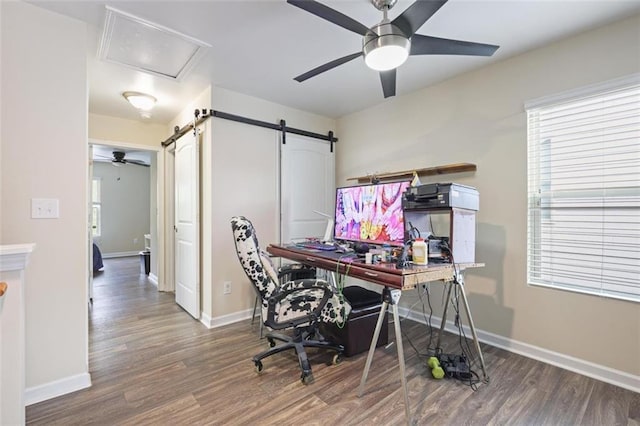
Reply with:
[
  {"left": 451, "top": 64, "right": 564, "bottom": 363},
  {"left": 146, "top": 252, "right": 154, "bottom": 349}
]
[
  {"left": 267, "top": 244, "right": 488, "bottom": 424},
  {"left": 267, "top": 244, "right": 483, "bottom": 290}
]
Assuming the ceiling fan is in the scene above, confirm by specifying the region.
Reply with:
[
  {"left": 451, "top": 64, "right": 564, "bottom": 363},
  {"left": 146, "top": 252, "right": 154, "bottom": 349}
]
[
  {"left": 288, "top": 0, "right": 499, "bottom": 98},
  {"left": 101, "top": 151, "right": 150, "bottom": 168}
]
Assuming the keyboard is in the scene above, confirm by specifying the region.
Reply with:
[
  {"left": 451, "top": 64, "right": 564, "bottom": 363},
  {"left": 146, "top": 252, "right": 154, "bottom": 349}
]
[{"left": 297, "top": 241, "right": 337, "bottom": 251}]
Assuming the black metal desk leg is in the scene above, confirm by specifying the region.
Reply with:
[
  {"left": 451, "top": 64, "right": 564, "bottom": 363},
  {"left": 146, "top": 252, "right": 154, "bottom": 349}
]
[{"left": 358, "top": 288, "right": 412, "bottom": 425}]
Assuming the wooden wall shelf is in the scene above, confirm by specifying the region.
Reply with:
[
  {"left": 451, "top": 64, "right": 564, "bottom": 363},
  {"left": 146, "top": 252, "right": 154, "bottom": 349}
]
[{"left": 347, "top": 163, "right": 477, "bottom": 184}]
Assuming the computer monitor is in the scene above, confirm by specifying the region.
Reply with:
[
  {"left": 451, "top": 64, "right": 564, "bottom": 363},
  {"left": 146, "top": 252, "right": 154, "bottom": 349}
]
[{"left": 333, "top": 180, "right": 411, "bottom": 247}]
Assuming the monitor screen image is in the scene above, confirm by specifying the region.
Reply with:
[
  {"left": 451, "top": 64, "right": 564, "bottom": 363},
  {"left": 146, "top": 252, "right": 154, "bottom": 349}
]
[{"left": 334, "top": 181, "right": 411, "bottom": 247}]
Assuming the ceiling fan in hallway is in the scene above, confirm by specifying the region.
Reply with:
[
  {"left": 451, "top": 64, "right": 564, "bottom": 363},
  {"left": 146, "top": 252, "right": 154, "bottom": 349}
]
[
  {"left": 95, "top": 151, "right": 150, "bottom": 168},
  {"left": 288, "top": 0, "right": 500, "bottom": 98}
]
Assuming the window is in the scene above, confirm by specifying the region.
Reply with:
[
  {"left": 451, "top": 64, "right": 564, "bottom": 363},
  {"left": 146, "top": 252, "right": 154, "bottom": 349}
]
[
  {"left": 526, "top": 75, "right": 640, "bottom": 303},
  {"left": 92, "top": 178, "right": 101, "bottom": 237}
]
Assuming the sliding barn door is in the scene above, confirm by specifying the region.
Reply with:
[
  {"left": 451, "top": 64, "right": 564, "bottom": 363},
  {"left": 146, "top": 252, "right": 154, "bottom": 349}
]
[
  {"left": 174, "top": 131, "right": 200, "bottom": 319},
  {"left": 281, "top": 135, "right": 335, "bottom": 243}
]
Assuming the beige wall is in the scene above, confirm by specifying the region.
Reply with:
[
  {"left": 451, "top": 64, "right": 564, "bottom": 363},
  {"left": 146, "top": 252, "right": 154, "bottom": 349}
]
[
  {"left": 170, "top": 86, "right": 336, "bottom": 323},
  {"left": 168, "top": 86, "right": 336, "bottom": 323},
  {"left": 0, "top": 1, "right": 89, "bottom": 393},
  {"left": 92, "top": 162, "right": 150, "bottom": 255},
  {"left": 89, "top": 113, "right": 167, "bottom": 147},
  {"left": 336, "top": 14, "right": 640, "bottom": 376},
  {"left": 209, "top": 87, "right": 336, "bottom": 321}
]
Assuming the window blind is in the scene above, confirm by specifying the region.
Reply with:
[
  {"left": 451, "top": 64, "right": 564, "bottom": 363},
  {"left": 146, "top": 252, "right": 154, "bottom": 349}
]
[{"left": 527, "top": 80, "right": 640, "bottom": 303}]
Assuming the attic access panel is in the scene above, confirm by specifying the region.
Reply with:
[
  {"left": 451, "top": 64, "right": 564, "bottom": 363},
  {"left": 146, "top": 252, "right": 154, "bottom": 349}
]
[{"left": 98, "top": 6, "right": 210, "bottom": 80}]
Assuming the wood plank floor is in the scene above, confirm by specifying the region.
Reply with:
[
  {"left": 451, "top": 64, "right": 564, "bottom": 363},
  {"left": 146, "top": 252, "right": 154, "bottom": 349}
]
[{"left": 27, "top": 256, "right": 639, "bottom": 425}]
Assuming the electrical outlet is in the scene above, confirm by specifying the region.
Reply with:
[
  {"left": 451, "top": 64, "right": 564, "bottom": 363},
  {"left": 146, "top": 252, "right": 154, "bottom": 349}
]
[{"left": 223, "top": 281, "right": 232, "bottom": 295}]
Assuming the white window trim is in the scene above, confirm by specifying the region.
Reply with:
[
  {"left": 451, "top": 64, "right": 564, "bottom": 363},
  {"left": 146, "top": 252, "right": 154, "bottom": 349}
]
[{"left": 525, "top": 73, "right": 640, "bottom": 110}]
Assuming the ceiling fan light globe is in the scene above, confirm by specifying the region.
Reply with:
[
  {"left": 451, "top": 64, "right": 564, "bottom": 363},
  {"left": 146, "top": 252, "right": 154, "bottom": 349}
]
[
  {"left": 363, "top": 23, "right": 410, "bottom": 71},
  {"left": 365, "top": 44, "right": 409, "bottom": 71}
]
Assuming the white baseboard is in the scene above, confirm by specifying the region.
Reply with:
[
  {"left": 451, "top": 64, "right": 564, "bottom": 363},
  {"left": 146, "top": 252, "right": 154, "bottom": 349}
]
[
  {"left": 25, "top": 372, "right": 92, "bottom": 406},
  {"left": 200, "top": 308, "right": 253, "bottom": 329},
  {"left": 148, "top": 273, "right": 158, "bottom": 286},
  {"left": 102, "top": 251, "right": 140, "bottom": 259},
  {"left": 397, "top": 306, "right": 640, "bottom": 394}
]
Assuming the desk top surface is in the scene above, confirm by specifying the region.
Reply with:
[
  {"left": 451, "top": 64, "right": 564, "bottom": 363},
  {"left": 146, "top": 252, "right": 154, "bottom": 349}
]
[{"left": 268, "top": 244, "right": 484, "bottom": 290}]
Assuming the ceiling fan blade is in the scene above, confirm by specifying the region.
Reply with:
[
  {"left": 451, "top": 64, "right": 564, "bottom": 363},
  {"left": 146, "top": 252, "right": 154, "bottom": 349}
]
[
  {"left": 294, "top": 52, "right": 362, "bottom": 82},
  {"left": 410, "top": 34, "right": 499, "bottom": 56},
  {"left": 392, "top": 0, "right": 448, "bottom": 37},
  {"left": 380, "top": 69, "right": 396, "bottom": 98},
  {"left": 287, "top": 0, "right": 369, "bottom": 36},
  {"left": 126, "top": 159, "right": 150, "bottom": 167}
]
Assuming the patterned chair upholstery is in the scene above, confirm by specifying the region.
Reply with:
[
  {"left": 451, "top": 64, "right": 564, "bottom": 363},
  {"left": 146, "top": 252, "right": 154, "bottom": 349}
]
[{"left": 231, "top": 216, "right": 350, "bottom": 384}]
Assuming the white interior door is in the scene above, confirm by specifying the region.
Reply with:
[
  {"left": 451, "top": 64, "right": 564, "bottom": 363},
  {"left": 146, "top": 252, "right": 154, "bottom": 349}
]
[
  {"left": 175, "top": 131, "right": 200, "bottom": 319},
  {"left": 281, "top": 135, "right": 335, "bottom": 243}
]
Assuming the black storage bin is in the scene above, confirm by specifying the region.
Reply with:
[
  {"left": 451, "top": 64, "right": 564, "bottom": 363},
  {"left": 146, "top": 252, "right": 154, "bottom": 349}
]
[
  {"left": 320, "top": 286, "right": 388, "bottom": 357},
  {"left": 139, "top": 250, "right": 150, "bottom": 275}
]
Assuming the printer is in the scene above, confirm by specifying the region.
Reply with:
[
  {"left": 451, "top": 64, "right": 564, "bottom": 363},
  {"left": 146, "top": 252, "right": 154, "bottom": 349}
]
[{"left": 403, "top": 183, "right": 479, "bottom": 211}]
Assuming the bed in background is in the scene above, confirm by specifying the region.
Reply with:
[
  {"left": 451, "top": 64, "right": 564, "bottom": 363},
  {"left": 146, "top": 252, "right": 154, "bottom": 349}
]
[{"left": 93, "top": 243, "right": 104, "bottom": 272}]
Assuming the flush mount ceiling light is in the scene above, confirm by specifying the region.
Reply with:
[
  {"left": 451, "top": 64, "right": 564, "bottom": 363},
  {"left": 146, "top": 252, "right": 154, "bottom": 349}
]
[{"left": 122, "top": 91, "right": 157, "bottom": 111}]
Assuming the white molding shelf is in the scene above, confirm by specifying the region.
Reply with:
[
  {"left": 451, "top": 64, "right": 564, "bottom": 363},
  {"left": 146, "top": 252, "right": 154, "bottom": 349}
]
[
  {"left": 0, "top": 243, "right": 36, "bottom": 272},
  {"left": 0, "top": 243, "right": 35, "bottom": 426}
]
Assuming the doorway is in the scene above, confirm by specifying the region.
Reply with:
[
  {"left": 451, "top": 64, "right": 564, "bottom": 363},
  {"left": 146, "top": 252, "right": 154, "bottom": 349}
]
[{"left": 88, "top": 139, "right": 165, "bottom": 298}]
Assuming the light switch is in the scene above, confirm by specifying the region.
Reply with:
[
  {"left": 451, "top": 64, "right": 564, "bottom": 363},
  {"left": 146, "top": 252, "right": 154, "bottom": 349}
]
[{"left": 31, "top": 198, "right": 59, "bottom": 219}]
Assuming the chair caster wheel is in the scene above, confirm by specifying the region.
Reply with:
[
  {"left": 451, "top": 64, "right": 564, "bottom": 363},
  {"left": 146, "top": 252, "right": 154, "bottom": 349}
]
[
  {"left": 301, "top": 373, "right": 314, "bottom": 385},
  {"left": 267, "top": 338, "right": 276, "bottom": 348},
  {"left": 254, "top": 360, "right": 263, "bottom": 373},
  {"left": 332, "top": 353, "right": 342, "bottom": 365}
]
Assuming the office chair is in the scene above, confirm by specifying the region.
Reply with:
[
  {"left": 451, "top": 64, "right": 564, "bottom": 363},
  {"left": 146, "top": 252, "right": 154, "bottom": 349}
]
[{"left": 231, "top": 216, "right": 350, "bottom": 384}]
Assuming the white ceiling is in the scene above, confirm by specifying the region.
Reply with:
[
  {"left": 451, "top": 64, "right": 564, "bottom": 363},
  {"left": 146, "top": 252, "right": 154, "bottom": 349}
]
[{"left": 29, "top": 0, "right": 640, "bottom": 123}]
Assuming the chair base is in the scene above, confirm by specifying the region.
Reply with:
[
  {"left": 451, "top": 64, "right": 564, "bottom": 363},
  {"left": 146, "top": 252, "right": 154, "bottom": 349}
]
[{"left": 252, "top": 327, "right": 344, "bottom": 384}]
